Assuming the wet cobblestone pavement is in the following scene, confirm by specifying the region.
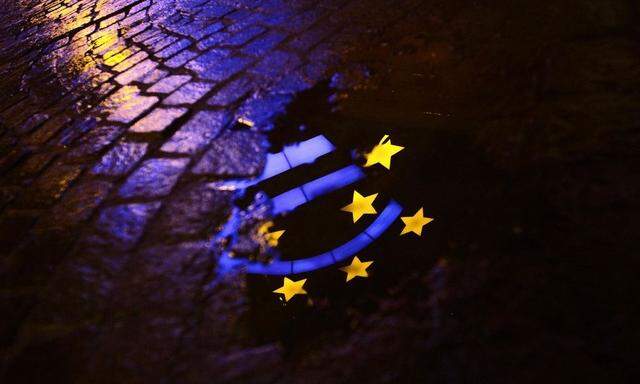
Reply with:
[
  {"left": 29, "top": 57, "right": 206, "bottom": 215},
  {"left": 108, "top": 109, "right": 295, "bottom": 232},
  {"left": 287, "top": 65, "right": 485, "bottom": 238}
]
[{"left": 2, "top": 0, "right": 640, "bottom": 382}]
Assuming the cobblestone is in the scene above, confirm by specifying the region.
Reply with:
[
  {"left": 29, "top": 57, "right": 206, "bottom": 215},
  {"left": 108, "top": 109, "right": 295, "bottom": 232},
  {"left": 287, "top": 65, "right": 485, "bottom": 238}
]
[
  {"left": 36, "top": 179, "right": 113, "bottom": 230},
  {"left": 160, "top": 110, "right": 228, "bottom": 154},
  {"left": 206, "top": 77, "right": 252, "bottom": 106},
  {"left": 107, "top": 95, "right": 158, "bottom": 123},
  {"left": 146, "top": 181, "right": 232, "bottom": 240},
  {"left": 191, "top": 130, "right": 267, "bottom": 176},
  {"left": 118, "top": 157, "right": 190, "bottom": 198},
  {"left": 91, "top": 201, "right": 162, "bottom": 250},
  {"left": 129, "top": 107, "right": 187, "bottom": 132},
  {"left": 66, "top": 123, "right": 124, "bottom": 158},
  {"left": 114, "top": 59, "right": 159, "bottom": 85},
  {"left": 147, "top": 74, "right": 192, "bottom": 94},
  {"left": 91, "top": 140, "right": 148, "bottom": 175},
  {"left": 17, "top": 163, "right": 83, "bottom": 208},
  {"left": 185, "top": 49, "right": 252, "bottom": 81},
  {"left": 163, "top": 82, "right": 215, "bottom": 105}
]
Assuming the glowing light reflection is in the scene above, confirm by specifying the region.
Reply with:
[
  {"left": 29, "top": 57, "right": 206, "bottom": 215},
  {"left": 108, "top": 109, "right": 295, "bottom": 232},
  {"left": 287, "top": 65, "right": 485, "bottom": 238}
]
[{"left": 212, "top": 134, "right": 336, "bottom": 191}]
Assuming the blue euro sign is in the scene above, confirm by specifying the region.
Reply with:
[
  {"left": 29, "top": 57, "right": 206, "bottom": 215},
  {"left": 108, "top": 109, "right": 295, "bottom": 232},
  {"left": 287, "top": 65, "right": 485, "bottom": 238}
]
[{"left": 214, "top": 135, "right": 403, "bottom": 276}]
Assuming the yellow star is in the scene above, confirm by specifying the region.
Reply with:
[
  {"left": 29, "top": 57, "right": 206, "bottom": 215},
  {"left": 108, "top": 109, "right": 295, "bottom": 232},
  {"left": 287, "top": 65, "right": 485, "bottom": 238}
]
[
  {"left": 400, "top": 208, "right": 434, "bottom": 236},
  {"left": 364, "top": 134, "right": 404, "bottom": 170},
  {"left": 341, "top": 190, "right": 378, "bottom": 222},
  {"left": 258, "top": 221, "right": 285, "bottom": 247},
  {"left": 340, "top": 256, "right": 373, "bottom": 282},
  {"left": 273, "top": 277, "right": 307, "bottom": 302}
]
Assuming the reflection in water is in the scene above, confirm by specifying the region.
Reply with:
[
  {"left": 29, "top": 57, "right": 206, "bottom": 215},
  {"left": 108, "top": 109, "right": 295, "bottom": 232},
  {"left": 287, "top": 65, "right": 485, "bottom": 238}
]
[{"left": 212, "top": 134, "right": 403, "bottom": 276}]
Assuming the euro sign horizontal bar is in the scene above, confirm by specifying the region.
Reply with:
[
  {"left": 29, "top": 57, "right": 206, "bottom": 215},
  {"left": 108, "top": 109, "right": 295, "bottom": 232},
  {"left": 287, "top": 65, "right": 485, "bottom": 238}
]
[
  {"left": 271, "top": 164, "right": 365, "bottom": 215},
  {"left": 213, "top": 135, "right": 336, "bottom": 190}
]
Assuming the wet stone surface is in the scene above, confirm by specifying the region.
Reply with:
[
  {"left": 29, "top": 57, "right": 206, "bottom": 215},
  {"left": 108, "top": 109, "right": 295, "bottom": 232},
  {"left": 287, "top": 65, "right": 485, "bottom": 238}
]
[
  {"left": 192, "top": 130, "right": 266, "bottom": 176},
  {"left": 1, "top": 0, "right": 639, "bottom": 383}
]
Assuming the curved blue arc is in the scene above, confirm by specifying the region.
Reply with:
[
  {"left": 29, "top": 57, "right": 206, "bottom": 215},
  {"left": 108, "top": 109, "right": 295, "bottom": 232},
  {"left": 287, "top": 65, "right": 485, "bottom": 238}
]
[
  {"left": 212, "top": 134, "right": 402, "bottom": 276},
  {"left": 233, "top": 200, "right": 403, "bottom": 275}
]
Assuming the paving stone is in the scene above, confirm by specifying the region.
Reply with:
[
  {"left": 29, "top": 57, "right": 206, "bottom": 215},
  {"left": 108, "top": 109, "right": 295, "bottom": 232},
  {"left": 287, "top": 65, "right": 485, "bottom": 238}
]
[
  {"left": 191, "top": 130, "right": 267, "bottom": 176},
  {"left": 23, "top": 114, "right": 72, "bottom": 146},
  {"left": 206, "top": 77, "right": 253, "bottom": 106},
  {"left": 240, "top": 30, "right": 286, "bottom": 56},
  {"left": 164, "top": 49, "right": 198, "bottom": 68},
  {"left": 129, "top": 107, "right": 187, "bottom": 132},
  {"left": 223, "top": 25, "right": 265, "bottom": 46},
  {"left": 129, "top": 1, "right": 151, "bottom": 16},
  {"left": 163, "top": 82, "right": 214, "bottom": 105},
  {"left": 280, "top": 8, "right": 320, "bottom": 32},
  {"left": 160, "top": 111, "right": 229, "bottom": 154},
  {"left": 91, "top": 140, "right": 148, "bottom": 175},
  {"left": 101, "top": 85, "right": 140, "bottom": 109},
  {"left": 236, "top": 92, "right": 292, "bottom": 129},
  {"left": 132, "top": 28, "right": 162, "bottom": 44},
  {"left": 118, "top": 157, "right": 190, "bottom": 198},
  {"left": 249, "top": 50, "right": 301, "bottom": 80},
  {"left": 7, "top": 152, "right": 56, "bottom": 180},
  {"left": 186, "top": 21, "right": 224, "bottom": 40},
  {"left": 287, "top": 22, "right": 337, "bottom": 52},
  {"left": 147, "top": 75, "right": 192, "bottom": 94},
  {"left": 15, "top": 113, "right": 49, "bottom": 134},
  {"left": 155, "top": 38, "right": 191, "bottom": 59},
  {"left": 190, "top": 2, "right": 233, "bottom": 19},
  {"left": 99, "top": 12, "right": 125, "bottom": 28},
  {"left": 186, "top": 49, "right": 252, "bottom": 81},
  {"left": 112, "top": 241, "right": 212, "bottom": 314},
  {"left": 137, "top": 241, "right": 210, "bottom": 270},
  {"left": 145, "top": 34, "right": 178, "bottom": 52},
  {"left": 91, "top": 201, "right": 162, "bottom": 250},
  {"left": 114, "top": 59, "right": 159, "bottom": 85},
  {"left": 18, "top": 164, "right": 83, "bottom": 208},
  {"left": 67, "top": 124, "right": 125, "bottom": 158},
  {"left": 146, "top": 181, "right": 232, "bottom": 240},
  {"left": 0, "top": 99, "right": 34, "bottom": 129},
  {"left": 139, "top": 68, "right": 168, "bottom": 84},
  {"left": 301, "top": 60, "right": 329, "bottom": 83},
  {"left": 271, "top": 69, "right": 314, "bottom": 94},
  {"left": 197, "top": 32, "right": 231, "bottom": 50},
  {"left": 124, "top": 21, "right": 151, "bottom": 38},
  {"left": 110, "top": 50, "right": 148, "bottom": 71},
  {"left": 36, "top": 179, "right": 113, "bottom": 230},
  {"left": 107, "top": 95, "right": 158, "bottom": 123}
]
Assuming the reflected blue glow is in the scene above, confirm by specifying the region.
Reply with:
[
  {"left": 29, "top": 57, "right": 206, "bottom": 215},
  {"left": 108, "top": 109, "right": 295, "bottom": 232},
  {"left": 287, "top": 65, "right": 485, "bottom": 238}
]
[
  {"left": 272, "top": 165, "right": 365, "bottom": 215},
  {"left": 246, "top": 260, "right": 292, "bottom": 275},
  {"left": 283, "top": 135, "right": 335, "bottom": 168},
  {"left": 213, "top": 134, "right": 335, "bottom": 190},
  {"left": 261, "top": 152, "right": 289, "bottom": 179},
  {"left": 221, "top": 200, "right": 403, "bottom": 275},
  {"left": 331, "top": 232, "right": 372, "bottom": 262},
  {"left": 365, "top": 199, "right": 403, "bottom": 238},
  {"left": 212, "top": 132, "right": 401, "bottom": 277},
  {"left": 302, "top": 164, "right": 363, "bottom": 201},
  {"left": 291, "top": 252, "right": 334, "bottom": 274},
  {"left": 271, "top": 187, "right": 307, "bottom": 214}
]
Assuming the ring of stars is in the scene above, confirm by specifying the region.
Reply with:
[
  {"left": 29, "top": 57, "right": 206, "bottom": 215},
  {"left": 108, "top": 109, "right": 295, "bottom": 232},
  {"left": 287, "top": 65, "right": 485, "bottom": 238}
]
[{"left": 270, "top": 135, "right": 437, "bottom": 301}]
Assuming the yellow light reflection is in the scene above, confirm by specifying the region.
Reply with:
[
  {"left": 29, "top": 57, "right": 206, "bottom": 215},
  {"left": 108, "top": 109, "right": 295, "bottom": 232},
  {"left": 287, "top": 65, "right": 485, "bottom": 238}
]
[
  {"left": 257, "top": 221, "right": 285, "bottom": 247},
  {"left": 43, "top": 0, "right": 130, "bottom": 92}
]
